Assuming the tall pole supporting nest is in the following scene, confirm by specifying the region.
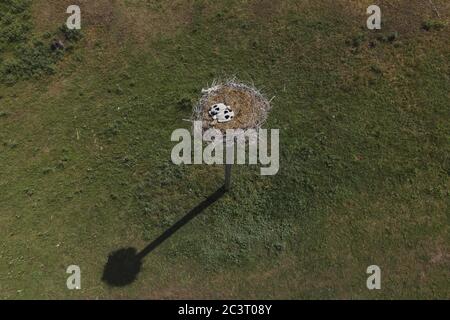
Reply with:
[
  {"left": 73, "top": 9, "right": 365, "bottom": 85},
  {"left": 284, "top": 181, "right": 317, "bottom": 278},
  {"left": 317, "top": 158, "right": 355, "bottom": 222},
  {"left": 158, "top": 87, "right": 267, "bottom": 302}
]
[
  {"left": 224, "top": 163, "right": 232, "bottom": 191},
  {"left": 192, "top": 78, "right": 272, "bottom": 192},
  {"left": 224, "top": 135, "right": 235, "bottom": 191}
]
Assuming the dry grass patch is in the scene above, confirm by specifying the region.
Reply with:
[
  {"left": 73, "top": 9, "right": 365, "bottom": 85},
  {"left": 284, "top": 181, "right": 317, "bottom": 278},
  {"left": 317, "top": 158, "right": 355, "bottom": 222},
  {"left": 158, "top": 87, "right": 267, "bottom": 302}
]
[{"left": 32, "top": 0, "right": 193, "bottom": 46}]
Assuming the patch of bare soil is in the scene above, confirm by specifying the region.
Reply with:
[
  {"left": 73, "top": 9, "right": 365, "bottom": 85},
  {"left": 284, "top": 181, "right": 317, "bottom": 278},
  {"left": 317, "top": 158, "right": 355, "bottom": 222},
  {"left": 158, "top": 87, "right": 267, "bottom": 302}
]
[{"left": 32, "top": 0, "right": 194, "bottom": 46}]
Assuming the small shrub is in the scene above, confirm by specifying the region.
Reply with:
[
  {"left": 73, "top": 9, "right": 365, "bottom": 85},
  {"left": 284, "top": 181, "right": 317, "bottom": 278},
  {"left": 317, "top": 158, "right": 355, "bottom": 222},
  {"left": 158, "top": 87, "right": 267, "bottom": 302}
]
[
  {"left": 422, "top": 19, "right": 447, "bottom": 31},
  {"left": 42, "top": 167, "right": 55, "bottom": 174},
  {"left": 8, "top": 0, "right": 30, "bottom": 14},
  {"left": 2, "top": 20, "right": 30, "bottom": 43},
  {"left": 0, "top": 13, "right": 14, "bottom": 26},
  {"left": 377, "top": 31, "right": 399, "bottom": 43},
  {"left": 352, "top": 33, "right": 366, "bottom": 47},
  {"left": 102, "top": 120, "right": 122, "bottom": 138},
  {"left": 59, "top": 24, "right": 83, "bottom": 42},
  {"left": 387, "top": 31, "right": 399, "bottom": 42}
]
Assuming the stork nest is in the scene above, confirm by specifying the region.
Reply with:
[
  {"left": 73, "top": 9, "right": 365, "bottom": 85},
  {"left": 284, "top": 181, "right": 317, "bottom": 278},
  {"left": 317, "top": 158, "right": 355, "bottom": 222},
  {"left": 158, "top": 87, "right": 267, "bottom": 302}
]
[{"left": 192, "top": 80, "right": 272, "bottom": 134}]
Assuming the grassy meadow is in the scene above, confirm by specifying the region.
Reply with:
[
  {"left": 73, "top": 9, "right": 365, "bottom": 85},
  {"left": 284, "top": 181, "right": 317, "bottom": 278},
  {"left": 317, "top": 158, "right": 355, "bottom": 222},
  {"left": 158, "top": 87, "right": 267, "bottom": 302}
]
[{"left": 0, "top": 0, "right": 449, "bottom": 299}]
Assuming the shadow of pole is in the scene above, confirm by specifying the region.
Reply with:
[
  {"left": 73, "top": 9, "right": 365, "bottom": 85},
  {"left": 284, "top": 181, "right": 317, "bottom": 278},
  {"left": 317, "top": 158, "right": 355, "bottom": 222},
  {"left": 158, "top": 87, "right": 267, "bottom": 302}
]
[{"left": 102, "top": 186, "right": 226, "bottom": 287}]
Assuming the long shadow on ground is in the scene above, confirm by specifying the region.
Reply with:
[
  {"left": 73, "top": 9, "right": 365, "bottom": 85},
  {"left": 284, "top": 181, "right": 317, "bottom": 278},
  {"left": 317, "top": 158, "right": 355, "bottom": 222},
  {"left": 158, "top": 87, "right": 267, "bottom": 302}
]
[{"left": 102, "top": 186, "right": 226, "bottom": 287}]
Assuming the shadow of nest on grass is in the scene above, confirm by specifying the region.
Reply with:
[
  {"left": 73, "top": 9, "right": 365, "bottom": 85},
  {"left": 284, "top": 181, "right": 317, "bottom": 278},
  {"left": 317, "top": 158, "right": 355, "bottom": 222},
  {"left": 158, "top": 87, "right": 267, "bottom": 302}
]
[{"left": 102, "top": 187, "right": 226, "bottom": 287}]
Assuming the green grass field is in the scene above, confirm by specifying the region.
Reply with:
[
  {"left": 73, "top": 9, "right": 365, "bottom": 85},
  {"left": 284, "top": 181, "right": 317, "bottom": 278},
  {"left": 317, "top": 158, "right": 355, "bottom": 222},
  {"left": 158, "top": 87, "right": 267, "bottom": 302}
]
[{"left": 0, "top": 0, "right": 449, "bottom": 299}]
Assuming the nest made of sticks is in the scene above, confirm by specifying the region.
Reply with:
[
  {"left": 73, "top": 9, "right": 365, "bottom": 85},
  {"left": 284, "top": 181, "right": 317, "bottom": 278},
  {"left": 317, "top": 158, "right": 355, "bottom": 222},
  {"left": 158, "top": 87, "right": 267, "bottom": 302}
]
[{"left": 192, "top": 79, "right": 272, "bottom": 134}]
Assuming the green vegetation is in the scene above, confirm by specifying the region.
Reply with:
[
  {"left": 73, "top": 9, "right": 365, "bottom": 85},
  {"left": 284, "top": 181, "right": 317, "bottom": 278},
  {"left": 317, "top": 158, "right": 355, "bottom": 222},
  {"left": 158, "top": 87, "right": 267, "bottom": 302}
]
[
  {"left": 0, "top": 0, "right": 81, "bottom": 85},
  {"left": 422, "top": 19, "right": 448, "bottom": 31},
  {"left": 0, "top": 0, "right": 449, "bottom": 299}
]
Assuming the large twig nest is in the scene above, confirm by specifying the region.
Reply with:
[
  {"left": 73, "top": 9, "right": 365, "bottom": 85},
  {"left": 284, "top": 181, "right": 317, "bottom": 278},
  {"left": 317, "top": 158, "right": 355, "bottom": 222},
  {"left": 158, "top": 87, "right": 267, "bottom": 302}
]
[{"left": 192, "top": 79, "right": 272, "bottom": 134}]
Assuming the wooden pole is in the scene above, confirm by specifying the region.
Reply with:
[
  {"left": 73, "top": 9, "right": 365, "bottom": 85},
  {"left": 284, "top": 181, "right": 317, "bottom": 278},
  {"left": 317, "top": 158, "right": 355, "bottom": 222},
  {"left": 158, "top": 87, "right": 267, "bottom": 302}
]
[
  {"left": 224, "top": 135, "right": 234, "bottom": 191},
  {"left": 224, "top": 163, "right": 232, "bottom": 191}
]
